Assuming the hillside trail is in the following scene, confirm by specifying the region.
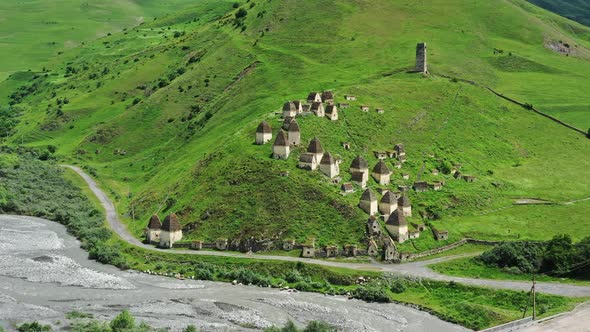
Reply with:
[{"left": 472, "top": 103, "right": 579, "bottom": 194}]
[{"left": 61, "top": 165, "right": 590, "bottom": 298}]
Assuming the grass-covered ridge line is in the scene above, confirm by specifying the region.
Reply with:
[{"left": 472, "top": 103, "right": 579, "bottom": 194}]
[
  {"left": 527, "top": 0, "right": 590, "bottom": 27},
  {"left": 0, "top": 150, "right": 580, "bottom": 330}
]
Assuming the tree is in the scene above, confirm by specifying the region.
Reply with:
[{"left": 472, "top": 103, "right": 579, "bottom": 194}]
[
  {"left": 235, "top": 8, "right": 248, "bottom": 19},
  {"left": 543, "top": 234, "right": 575, "bottom": 275}
]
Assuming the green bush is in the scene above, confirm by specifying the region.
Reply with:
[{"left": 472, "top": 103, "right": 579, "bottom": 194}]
[
  {"left": 182, "top": 325, "right": 199, "bottom": 332},
  {"left": 390, "top": 278, "right": 407, "bottom": 294},
  {"left": 284, "top": 269, "right": 304, "bottom": 283},
  {"left": 110, "top": 310, "right": 135, "bottom": 332},
  {"left": 218, "top": 267, "right": 272, "bottom": 286},
  {"left": 478, "top": 241, "right": 544, "bottom": 274},
  {"left": 17, "top": 322, "right": 52, "bottom": 332},
  {"left": 478, "top": 235, "right": 590, "bottom": 277},
  {"left": 352, "top": 285, "right": 391, "bottom": 303},
  {"left": 264, "top": 321, "right": 336, "bottom": 332},
  {"left": 235, "top": 8, "right": 247, "bottom": 19},
  {"left": 66, "top": 311, "right": 94, "bottom": 319},
  {"left": 70, "top": 320, "right": 110, "bottom": 332}
]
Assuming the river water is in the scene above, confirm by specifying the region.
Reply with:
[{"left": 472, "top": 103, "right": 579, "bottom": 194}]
[{"left": 0, "top": 215, "right": 469, "bottom": 332}]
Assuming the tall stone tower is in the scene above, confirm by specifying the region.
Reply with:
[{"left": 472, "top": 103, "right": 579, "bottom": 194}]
[{"left": 415, "top": 42, "right": 428, "bottom": 74}]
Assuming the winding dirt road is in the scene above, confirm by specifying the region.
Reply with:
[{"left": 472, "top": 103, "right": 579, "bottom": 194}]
[{"left": 62, "top": 165, "right": 590, "bottom": 298}]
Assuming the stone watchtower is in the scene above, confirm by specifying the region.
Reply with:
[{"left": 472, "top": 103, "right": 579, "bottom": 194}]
[{"left": 415, "top": 42, "right": 428, "bottom": 74}]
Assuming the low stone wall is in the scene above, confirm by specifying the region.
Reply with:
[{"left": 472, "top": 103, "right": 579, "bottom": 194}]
[
  {"left": 486, "top": 87, "right": 587, "bottom": 136},
  {"left": 399, "top": 238, "right": 502, "bottom": 261},
  {"left": 165, "top": 237, "right": 500, "bottom": 261},
  {"left": 467, "top": 238, "right": 502, "bottom": 246},
  {"left": 480, "top": 317, "right": 533, "bottom": 332},
  {"left": 400, "top": 239, "right": 469, "bottom": 261}
]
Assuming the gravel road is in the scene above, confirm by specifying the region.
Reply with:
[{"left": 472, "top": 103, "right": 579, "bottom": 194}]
[{"left": 61, "top": 165, "right": 590, "bottom": 298}]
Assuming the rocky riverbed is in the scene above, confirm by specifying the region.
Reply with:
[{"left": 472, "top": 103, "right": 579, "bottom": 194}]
[{"left": 0, "top": 215, "right": 469, "bottom": 332}]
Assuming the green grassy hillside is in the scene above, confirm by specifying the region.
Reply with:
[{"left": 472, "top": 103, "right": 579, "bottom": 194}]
[
  {"left": 0, "top": 0, "right": 200, "bottom": 81},
  {"left": 3, "top": 0, "right": 590, "bottom": 251},
  {"left": 528, "top": 0, "right": 590, "bottom": 27}
]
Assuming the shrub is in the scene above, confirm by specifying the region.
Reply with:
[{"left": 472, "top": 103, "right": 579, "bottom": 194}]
[
  {"left": 232, "top": 2, "right": 240, "bottom": 8},
  {"left": 183, "top": 325, "right": 199, "bottom": 332},
  {"left": 352, "top": 285, "right": 391, "bottom": 303},
  {"left": 303, "top": 321, "right": 336, "bottom": 332},
  {"left": 66, "top": 311, "right": 94, "bottom": 319},
  {"left": 542, "top": 234, "right": 575, "bottom": 275},
  {"left": 235, "top": 8, "right": 248, "bottom": 19},
  {"left": 390, "top": 278, "right": 407, "bottom": 294},
  {"left": 17, "top": 322, "right": 52, "bottom": 332},
  {"left": 264, "top": 321, "right": 336, "bottom": 332},
  {"left": 110, "top": 310, "right": 135, "bottom": 332},
  {"left": 285, "top": 269, "right": 304, "bottom": 283},
  {"left": 478, "top": 241, "right": 544, "bottom": 274}
]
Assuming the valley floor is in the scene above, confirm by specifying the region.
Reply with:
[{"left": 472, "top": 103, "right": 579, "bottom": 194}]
[
  {"left": 0, "top": 214, "right": 468, "bottom": 332},
  {"left": 64, "top": 165, "right": 590, "bottom": 298}
]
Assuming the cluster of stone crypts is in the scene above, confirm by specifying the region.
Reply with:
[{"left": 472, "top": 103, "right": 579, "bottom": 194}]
[
  {"left": 297, "top": 137, "right": 341, "bottom": 178},
  {"left": 253, "top": 89, "right": 432, "bottom": 259},
  {"left": 144, "top": 213, "right": 183, "bottom": 248},
  {"left": 255, "top": 90, "right": 341, "bottom": 161},
  {"left": 360, "top": 188, "right": 419, "bottom": 245},
  {"left": 248, "top": 44, "right": 465, "bottom": 259}
]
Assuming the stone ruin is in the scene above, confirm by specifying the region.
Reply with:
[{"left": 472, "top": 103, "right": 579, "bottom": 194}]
[{"left": 416, "top": 42, "right": 428, "bottom": 74}]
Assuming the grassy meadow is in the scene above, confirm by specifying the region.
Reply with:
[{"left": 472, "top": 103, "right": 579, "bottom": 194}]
[
  {"left": 0, "top": 0, "right": 206, "bottom": 82},
  {"left": 2, "top": 0, "right": 590, "bottom": 252}
]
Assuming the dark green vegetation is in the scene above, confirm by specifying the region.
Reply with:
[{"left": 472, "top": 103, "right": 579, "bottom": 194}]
[
  {"left": 2, "top": 0, "right": 589, "bottom": 252},
  {"left": 0, "top": 151, "right": 579, "bottom": 330},
  {"left": 0, "top": 148, "right": 124, "bottom": 267},
  {"left": 18, "top": 310, "right": 336, "bottom": 332},
  {"left": 265, "top": 321, "right": 336, "bottom": 332},
  {"left": 480, "top": 235, "right": 590, "bottom": 276},
  {"left": 21, "top": 310, "right": 195, "bottom": 332},
  {"left": 528, "top": 0, "right": 590, "bottom": 26},
  {"left": 430, "top": 235, "right": 590, "bottom": 284},
  {"left": 17, "top": 322, "right": 52, "bottom": 332}
]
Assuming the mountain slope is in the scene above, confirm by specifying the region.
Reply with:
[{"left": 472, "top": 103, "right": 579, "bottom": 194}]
[
  {"left": 0, "top": 0, "right": 202, "bottom": 82},
  {"left": 3, "top": 0, "right": 590, "bottom": 251},
  {"left": 528, "top": 0, "right": 590, "bottom": 27}
]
